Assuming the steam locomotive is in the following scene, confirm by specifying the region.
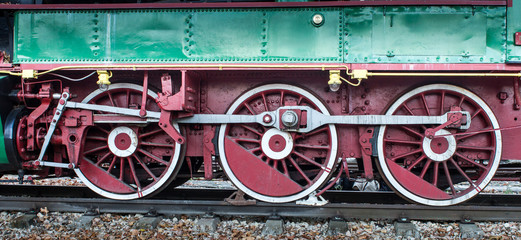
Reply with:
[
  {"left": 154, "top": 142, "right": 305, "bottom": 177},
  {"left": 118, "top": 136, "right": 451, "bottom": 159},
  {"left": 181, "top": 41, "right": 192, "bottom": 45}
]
[{"left": 0, "top": 0, "right": 519, "bottom": 206}]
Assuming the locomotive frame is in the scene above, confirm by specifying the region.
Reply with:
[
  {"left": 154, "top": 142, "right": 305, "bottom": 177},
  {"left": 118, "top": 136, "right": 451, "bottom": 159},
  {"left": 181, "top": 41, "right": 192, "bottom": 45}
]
[{"left": 0, "top": 0, "right": 520, "bottom": 207}]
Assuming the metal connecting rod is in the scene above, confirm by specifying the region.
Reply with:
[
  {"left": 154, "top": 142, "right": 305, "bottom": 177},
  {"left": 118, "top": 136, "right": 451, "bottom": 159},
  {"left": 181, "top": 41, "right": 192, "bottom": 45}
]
[
  {"left": 63, "top": 102, "right": 470, "bottom": 134},
  {"left": 177, "top": 106, "right": 471, "bottom": 133}
]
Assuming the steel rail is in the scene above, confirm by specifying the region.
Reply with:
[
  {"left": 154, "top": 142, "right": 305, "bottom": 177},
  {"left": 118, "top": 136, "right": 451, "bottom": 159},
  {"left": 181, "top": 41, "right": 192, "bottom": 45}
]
[
  {"left": 1, "top": 196, "right": 521, "bottom": 221},
  {"left": 0, "top": 185, "right": 520, "bottom": 221}
]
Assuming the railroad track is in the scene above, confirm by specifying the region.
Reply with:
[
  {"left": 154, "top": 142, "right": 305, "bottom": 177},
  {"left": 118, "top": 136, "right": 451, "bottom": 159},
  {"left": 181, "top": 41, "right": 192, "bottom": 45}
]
[{"left": 0, "top": 185, "right": 520, "bottom": 221}]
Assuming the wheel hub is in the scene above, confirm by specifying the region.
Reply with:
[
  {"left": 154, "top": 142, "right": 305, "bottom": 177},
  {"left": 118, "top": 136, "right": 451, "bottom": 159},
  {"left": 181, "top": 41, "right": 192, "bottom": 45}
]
[
  {"left": 261, "top": 128, "right": 294, "bottom": 160},
  {"left": 108, "top": 126, "right": 138, "bottom": 157},
  {"left": 422, "top": 128, "right": 457, "bottom": 162}
]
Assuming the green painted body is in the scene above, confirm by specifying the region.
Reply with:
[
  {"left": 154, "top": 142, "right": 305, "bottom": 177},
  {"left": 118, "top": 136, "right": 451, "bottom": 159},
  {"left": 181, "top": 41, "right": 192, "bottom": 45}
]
[
  {"left": 345, "top": 6, "right": 505, "bottom": 63},
  {"left": 14, "top": 8, "right": 342, "bottom": 63},
  {"left": 507, "top": 0, "right": 521, "bottom": 62},
  {"left": 13, "top": 3, "right": 520, "bottom": 64},
  {"left": 0, "top": 116, "right": 7, "bottom": 165}
]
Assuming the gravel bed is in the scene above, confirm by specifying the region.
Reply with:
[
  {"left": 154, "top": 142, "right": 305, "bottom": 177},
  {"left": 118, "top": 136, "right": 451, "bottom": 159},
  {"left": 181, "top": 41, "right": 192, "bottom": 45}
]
[
  {"left": 0, "top": 210, "right": 520, "bottom": 239},
  {"left": 0, "top": 175, "right": 520, "bottom": 238}
]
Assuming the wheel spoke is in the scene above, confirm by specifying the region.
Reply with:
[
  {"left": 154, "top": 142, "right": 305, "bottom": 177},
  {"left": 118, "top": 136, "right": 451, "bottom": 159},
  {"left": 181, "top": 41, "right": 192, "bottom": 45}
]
[
  {"left": 399, "top": 126, "right": 424, "bottom": 138},
  {"left": 108, "top": 155, "right": 117, "bottom": 172},
  {"left": 119, "top": 157, "right": 125, "bottom": 180},
  {"left": 421, "top": 93, "right": 431, "bottom": 116},
  {"left": 107, "top": 91, "right": 117, "bottom": 107},
  {"left": 432, "top": 162, "right": 439, "bottom": 186},
  {"left": 243, "top": 102, "right": 255, "bottom": 115},
  {"left": 288, "top": 156, "right": 312, "bottom": 185},
  {"left": 407, "top": 154, "right": 426, "bottom": 170},
  {"left": 458, "top": 95, "right": 465, "bottom": 107},
  {"left": 83, "top": 145, "right": 109, "bottom": 155},
  {"left": 442, "top": 161, "right": 456, "bottom": 195},
  {"left": 440, "top": 91, "right": 445, "bottom": 114},
  {"left": 262, "top": 93, "right": 268, "bottom": 112},
  {"left": 419, "top": 159, "right": 432, "bottom": 179},
  {"left": 133, "top": 155, "right": 158, "bottom": 181},
  {"left": 389, "top": 149, "right": 423, "bottom": 162},
  {"left": 126, "top": 89, "right": 131, "bottom": 108},
  {"left": 139, "top": 128, "right": 164, "bottom": 139},
  {"left": 140, "top": 141, "right": 172, "bottom": 148},
  {"left": 471, "top": 108, "right": 484, "bottom": 120},
  {"left": 456, "top": 130, "right": 491, "bottom": 141},
  {"left": 86, "top": 136, "right": 108, "bottom": 141},
  {"left": 454, "top": 152, "right": 488, "bottom": 170},
  {"left": 457, "top": 145, "right": 495, "bottom": 151},
  {"left": 138, "top": 149, "right": 169, "bottom": 165},
  {"left": 402, "top": 103, "right": 415, "bottom": 115},
  {"left": 280, "top": 91, "right": 285, "bottom": 106},
  {"left": 128, "top": 157, "right": 141, "bottom": 190},
  {"left": 240, "top": 124, "right": 263, "bottom": 136},
  {"left": 229, "top": 136, "right": 261, "bottom": 144},
  {"left": 292, "top": 151, "right": 325, "bottom": 169},
  {"left": 449, "top": 158, "right": 474, "bottom": 186},
  {"left": 281, "top": 158, "right": 289, "bottom": 176},
  {"left": 294, "top": 126, "right": 328, "bottom": 141},
  {"left": 96, "top": 152, "right": 112, "bottom": 167},
  {"left": 384, "top": 138, "right": 422, "bottom": 145},
  {"left": 294, "top": 144, "right": 331, "bottom": 150}
]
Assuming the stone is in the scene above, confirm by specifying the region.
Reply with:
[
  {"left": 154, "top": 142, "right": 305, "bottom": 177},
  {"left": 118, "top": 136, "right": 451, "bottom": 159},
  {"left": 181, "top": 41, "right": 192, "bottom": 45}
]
[
  {"left": 10, "top": 214, "right": 36, "bottom": 228},
  {"left": 460, "top": 223, "right": 485, "bottom": 239},
  {"left": 76, "top": 215, "right": 97, "bottom": 228},
  {"left": 394, "top": 221, "right": 420, "bottom": 238},
  {"left": 327, "top": 217, "right": 348, "bottom": 235},
  {"left": 133, "top": 216, "right": 163, "bottom": 229},
  {"left": 195, "top": 216, "right": 220, "bottom": 232},
  {"left": 262, "top": 217, "right": 284, "bottom": 236}
]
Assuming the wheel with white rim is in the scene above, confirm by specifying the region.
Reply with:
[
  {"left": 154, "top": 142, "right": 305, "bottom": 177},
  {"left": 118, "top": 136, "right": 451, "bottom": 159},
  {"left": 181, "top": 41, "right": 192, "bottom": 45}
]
[
  {"left": 75, "top": 83, "right": 183, "bottom": 200},
  {"left": 377, "top": 84, "right": 501, "bottom": 206},
  {"left": 218, "top": 84, "right": 338, "bottom": 203}
]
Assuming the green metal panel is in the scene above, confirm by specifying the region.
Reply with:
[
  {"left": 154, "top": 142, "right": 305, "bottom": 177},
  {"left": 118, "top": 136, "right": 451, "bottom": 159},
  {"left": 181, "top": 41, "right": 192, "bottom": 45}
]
[
  {"left": 14, "top": 8, "right": 343, "bottom": 63},
  {"left": 506, "top": 0, "right": 521, "bottom": 62},
  {"left": 345, "top": 6, "right": 506, "bottom": 63},
  {"left": 0, "top": 114, "right": 8, "bottom": 165}
]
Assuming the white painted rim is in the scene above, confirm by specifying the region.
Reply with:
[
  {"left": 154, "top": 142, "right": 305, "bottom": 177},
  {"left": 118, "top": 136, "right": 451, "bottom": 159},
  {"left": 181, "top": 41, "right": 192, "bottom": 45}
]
[
  {"left": 377, "top": 84, "right": 502, "bottom": 206},
  {"left": 74, "top": 83, "right": 182, "bottom": 200},
  {"left": 422, "top": 129, "right": 457, "bottom": 162},
  {"left": 218, "top": 84, "right": 338, "bottom": 203}
]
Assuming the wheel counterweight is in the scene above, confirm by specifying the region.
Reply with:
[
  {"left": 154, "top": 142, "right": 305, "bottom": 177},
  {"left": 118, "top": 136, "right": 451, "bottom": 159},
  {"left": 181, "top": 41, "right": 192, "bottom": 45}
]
[
  {"left": 218, "top": 84, "right": 338, "bottom": 203},
  {"left": 74, "top": 84, "right": 183, "bottom": 200},
  {"left": 377, "top": 84, "right": 502, "bottom": 206}
]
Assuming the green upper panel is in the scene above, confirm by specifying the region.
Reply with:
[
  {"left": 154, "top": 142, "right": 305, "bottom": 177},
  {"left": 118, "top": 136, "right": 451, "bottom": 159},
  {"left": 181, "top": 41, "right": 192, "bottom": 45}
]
[
  {"left": 13, "top": 5, "right": 510, "bottom": 64},
  {"left": 14, "top": 8, "right": 343, "bottom": 63},
  {"left": 507, "top": 0, "right": 521, "bottom": 62},
  {"left": 345, "top": 6, "right": 506, "bottom": 64}
]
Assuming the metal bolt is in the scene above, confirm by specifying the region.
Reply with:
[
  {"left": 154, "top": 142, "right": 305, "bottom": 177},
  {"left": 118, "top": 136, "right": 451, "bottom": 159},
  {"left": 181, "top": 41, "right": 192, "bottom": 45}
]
[
  {"left": 281, "top": 111, "right": 298, "bottom": 127},
  {"left": 312, "top": 13, "right": 324, "bottom": 26},
  {"left": 263, "top": 114, "right": 272, "bottom": 123}
]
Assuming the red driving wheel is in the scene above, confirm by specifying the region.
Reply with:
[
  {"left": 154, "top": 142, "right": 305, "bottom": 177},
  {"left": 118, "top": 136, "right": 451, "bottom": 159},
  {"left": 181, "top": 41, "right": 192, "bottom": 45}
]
[{"left": 74, "top": 83, "right": 184, "bottom": 200}]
